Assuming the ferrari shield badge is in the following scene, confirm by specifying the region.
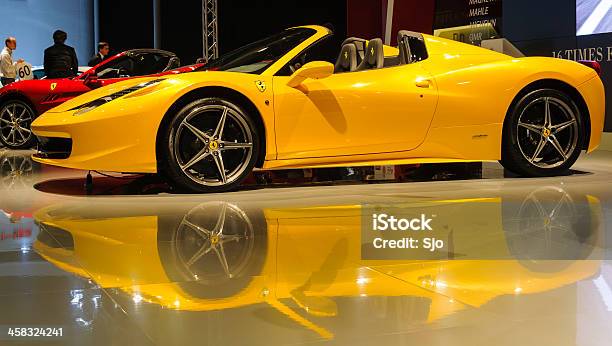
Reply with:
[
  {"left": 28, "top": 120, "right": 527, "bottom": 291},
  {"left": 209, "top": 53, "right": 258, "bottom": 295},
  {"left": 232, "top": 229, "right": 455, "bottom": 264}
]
[
  {"left": 255, "top": 80, "right": 266, "bottom": 92},
  {"left": 50, "top": 83, "right": 57, "bottom": 91}
]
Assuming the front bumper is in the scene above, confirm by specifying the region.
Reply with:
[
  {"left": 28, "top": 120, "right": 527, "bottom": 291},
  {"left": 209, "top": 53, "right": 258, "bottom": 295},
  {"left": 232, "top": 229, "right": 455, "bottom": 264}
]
[{"left": 31, "top": 105, "right": 161, "bottom": 173}]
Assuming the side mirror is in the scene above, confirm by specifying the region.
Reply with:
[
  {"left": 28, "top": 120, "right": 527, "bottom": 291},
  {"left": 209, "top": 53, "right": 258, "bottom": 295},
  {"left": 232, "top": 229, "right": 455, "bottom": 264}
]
[
  {"left": 287, "top": 61, "right": 334, "bottom": 89},
  {"left": 84, "top": 74, "right": 102, "bottom": 88}
]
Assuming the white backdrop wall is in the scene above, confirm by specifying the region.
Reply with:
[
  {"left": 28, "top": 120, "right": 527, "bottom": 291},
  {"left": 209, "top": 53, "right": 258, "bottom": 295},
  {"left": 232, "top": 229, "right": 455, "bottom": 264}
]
[{"left": 0, "top": 0, "right": 94, "bottom": 66}]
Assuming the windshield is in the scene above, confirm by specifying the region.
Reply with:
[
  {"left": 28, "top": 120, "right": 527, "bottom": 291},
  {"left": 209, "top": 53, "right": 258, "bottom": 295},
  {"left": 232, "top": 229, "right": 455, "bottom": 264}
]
[{"left": 195, "top": 28, "right": 317, "bottom": 74}]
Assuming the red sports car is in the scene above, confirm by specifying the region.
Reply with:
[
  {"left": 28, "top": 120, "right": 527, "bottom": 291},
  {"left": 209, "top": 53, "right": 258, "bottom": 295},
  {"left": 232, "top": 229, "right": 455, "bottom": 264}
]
[{"left": 0, "top": 49, "right": 202, "bottom": 149}]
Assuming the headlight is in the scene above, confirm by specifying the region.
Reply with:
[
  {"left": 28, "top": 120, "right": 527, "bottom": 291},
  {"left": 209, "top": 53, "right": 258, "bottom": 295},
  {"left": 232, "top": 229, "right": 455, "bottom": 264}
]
[{"left": 72, "top": 79, "right": 164, "bottom": 116}]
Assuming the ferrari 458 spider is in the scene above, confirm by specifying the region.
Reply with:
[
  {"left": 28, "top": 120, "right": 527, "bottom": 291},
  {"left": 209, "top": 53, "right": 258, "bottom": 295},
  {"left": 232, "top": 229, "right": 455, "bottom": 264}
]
[
  {"left": 31, "top": 25, "right": 605, "bottom": 193},
  {"left": 0, "top": 49, "right": 202, "bottom": 149}
]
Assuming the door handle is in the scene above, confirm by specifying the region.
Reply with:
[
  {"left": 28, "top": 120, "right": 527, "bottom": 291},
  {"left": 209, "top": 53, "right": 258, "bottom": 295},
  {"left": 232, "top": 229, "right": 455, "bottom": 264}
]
[{"left": 415, "top": 79, "right": 432, "bottom": 88}]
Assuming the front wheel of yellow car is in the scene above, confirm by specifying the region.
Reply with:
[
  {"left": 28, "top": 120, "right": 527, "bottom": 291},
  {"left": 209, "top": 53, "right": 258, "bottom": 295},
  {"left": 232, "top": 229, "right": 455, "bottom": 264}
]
[
  {"left": 501, "top": 89, "right": 584, "bottom": 177},
  {"left": 161, "top": 98, "right": 259, "bottom": 193}
]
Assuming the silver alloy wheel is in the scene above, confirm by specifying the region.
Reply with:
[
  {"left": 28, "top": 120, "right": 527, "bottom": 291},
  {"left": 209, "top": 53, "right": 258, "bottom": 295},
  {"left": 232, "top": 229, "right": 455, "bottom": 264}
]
[
  {"left": 516, "top": 96, "right": 579, "bottom": 169},
  {"left": 506, "top": 186, "right": 594, "bottom": 268},
  {"left": 173, "top": 202, "right": 255, "bottom": 282},
  {"left": 0, "top": 154, "right": 33, "bottom": 190},
  {"left": 171, "top": 104, "right": 254, "bottom": 187},
  {"left": 518, "top": 186, "right": 576, "bottom": 251},
  {"left": 0, "top": 102, "right": 33, "bottom": 147}
]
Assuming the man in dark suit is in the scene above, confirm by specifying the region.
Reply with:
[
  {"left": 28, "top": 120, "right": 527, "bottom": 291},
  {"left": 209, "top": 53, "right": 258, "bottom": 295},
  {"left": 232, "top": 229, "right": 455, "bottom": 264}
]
[
  {"left": 88, "top": 42, "right": 109, "bottom": 67},
  {"left": 43, "top": 30, "right": 78, "bottom": 79}
]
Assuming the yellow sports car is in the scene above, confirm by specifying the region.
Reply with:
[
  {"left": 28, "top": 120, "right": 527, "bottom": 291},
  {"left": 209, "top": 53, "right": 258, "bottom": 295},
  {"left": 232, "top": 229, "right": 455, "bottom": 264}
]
[{"left": 31, "top": 25, "right": 605, "bottom": 192}]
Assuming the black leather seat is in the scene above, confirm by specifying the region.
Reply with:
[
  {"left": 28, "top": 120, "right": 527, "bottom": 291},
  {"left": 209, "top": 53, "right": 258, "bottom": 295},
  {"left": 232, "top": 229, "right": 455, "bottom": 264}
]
[
  {"left": 356, "top": 38, "right": 384, "bottom": 71},
  {"left": 341, "top": 37, "right": 367, "bottom": 65},
  {"left": 334, "top": 44, "right": 358, "bottom": 73}
]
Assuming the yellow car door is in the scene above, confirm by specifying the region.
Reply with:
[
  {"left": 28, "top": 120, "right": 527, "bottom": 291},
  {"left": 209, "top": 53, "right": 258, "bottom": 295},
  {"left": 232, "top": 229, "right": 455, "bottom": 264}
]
[{"left": 272, "top": 63, "right": 438, "bottom": 160}]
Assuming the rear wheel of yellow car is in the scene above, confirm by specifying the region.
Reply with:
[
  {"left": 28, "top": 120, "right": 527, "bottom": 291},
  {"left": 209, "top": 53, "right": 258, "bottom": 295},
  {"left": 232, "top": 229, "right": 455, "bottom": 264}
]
[
  {"left": 501, "top": 89, "right": 583, "bottom": 177},
  {"left": 161, "top": 98, "right": 259, "bottom": 193}
]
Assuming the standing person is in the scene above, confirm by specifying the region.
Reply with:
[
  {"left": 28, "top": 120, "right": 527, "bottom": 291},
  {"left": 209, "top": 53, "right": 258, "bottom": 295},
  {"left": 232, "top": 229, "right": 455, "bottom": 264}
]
[
  {"left": 88, "top": 42, "right": 109, "bottom": 67},
  {"left": 0, "top": 37, "right": 24, "bottom": 86},
  {"left": 43, "top": 30, "right": 78, "bottom": 79}
]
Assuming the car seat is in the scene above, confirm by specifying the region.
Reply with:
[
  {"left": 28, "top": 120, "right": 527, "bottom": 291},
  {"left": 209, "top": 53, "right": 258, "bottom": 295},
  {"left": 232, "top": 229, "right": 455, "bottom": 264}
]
[
  {"left": 334, "top": 44, "right": 357, "bottom": 73},
  {"left": 356, "top": 38, "right": 384, "bottom": 71}
]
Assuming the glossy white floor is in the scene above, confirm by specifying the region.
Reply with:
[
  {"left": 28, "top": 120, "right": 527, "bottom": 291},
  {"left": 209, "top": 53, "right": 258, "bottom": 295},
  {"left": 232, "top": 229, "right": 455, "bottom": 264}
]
[{"left": 0, "top": 148, "right": 611, "bottom": 345}]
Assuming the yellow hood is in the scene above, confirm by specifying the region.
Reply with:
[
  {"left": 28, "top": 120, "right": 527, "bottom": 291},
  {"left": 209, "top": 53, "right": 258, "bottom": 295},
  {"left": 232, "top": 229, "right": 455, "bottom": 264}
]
[{"left": 45, "top": 76, "right": 165, "bottom": 113}]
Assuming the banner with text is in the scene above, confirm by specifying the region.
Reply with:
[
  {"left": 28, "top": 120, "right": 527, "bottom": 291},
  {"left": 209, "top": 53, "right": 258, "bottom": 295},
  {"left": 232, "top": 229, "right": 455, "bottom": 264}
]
[{"left": 434, "top": 0, "right": 503, "bottom": 45}]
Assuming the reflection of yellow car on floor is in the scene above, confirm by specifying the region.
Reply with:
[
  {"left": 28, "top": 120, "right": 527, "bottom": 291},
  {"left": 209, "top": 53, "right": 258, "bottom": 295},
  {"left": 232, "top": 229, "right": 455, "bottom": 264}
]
[
  {"left": 33, "top": 187, "right": 603, "bottom": 339},
  {"left": 31, "top": 25, "right": 604, "bottom": 193}
]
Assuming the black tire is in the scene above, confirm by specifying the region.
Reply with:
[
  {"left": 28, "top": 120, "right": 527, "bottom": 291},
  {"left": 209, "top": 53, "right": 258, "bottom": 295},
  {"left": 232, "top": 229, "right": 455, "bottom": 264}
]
[
  {"left": 500, "top": 88, "right": 584, "bottom": 177},
  {"left": 159, "top": 98, "right": 260, "bottom": 193},
  {"left": 0, "top": 99, "right": 37, "bottom": 149}
]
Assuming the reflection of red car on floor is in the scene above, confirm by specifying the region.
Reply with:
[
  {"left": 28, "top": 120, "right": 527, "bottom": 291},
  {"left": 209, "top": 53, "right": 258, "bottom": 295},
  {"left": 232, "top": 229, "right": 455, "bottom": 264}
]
[{"left": 0, "top": 49, "right": 203, "bottom": 149}]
